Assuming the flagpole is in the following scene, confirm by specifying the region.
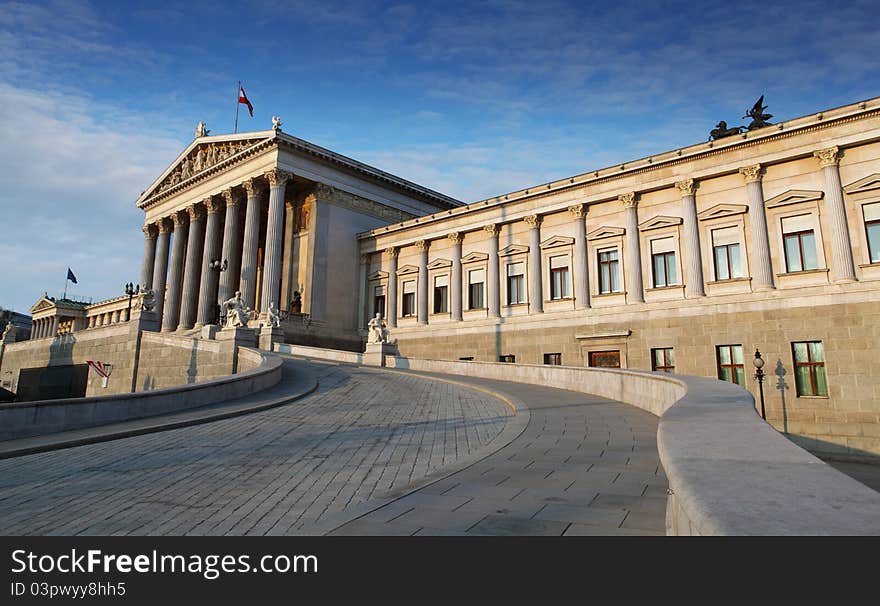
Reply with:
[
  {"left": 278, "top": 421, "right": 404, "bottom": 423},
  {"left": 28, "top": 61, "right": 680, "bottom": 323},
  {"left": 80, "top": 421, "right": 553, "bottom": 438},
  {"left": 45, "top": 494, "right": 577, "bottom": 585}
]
[
  {"left": 234, "top": 81, "right": 240, "bottom": 134},
  {"left": 63, "top": 276, "right": 68, "bottom": 300}
]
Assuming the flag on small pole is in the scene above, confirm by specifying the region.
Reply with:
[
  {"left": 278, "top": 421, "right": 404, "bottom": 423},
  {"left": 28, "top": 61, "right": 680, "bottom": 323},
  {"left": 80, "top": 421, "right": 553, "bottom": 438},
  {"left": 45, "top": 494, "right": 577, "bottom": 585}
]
[
  {"left": 63, "top": 267, "right": 77, "bottom": 299},
  {"left": 234, "top": 82, "right": 254, "bottom": 133}
]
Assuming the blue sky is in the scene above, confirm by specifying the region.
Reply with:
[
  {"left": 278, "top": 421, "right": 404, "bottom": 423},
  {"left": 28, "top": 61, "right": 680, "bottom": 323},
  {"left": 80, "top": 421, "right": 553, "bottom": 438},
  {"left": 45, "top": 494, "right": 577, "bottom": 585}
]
[{"left": 1, "top": 0, "right": 878, "bottom": 313}]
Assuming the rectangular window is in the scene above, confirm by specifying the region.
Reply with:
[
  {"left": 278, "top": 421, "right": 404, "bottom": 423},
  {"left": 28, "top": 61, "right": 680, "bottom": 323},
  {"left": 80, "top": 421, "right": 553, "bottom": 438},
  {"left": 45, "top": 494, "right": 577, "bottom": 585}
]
[
  {"left": 792, "top": 341, "right": 828, "bottom": 397},
  {"left": 716, "top": 344, "right": 745, "bottom": 386},
  {"left": 468, "top": 268, "right": 485, "bottom": 309},
  {"left": 433, "top": 274, "right": 448, "bottom": 313},
  {"left": 651, "top": 348, "right": 675, "bottom": 373},
  {"left": 506, "top": 262, "right": 526, "bottom": 305},
  {"left": 782, "top": 215, "right": 819, "bottom": 272},
  {"left": 712, "top": 226, "right": 744, "bottom": 280},
  {"left": 549, "top": 255, "right": 570, "bottom": 300},
  {"left": 864, "top": 202, "right": 880, "bottom": 263},
  {"left": 544, "top": 353, "right": 562, "bottom": 365},
  {"left": 651, "top": 237, "right": 677, "bottom": 287},
  {"left": 499, "top": 354, "right": 516, "bottom": 363},
  {"left": 598, "top": 249, "right": 620, "bottom": 294},
  {"left": 589, "top": 350, "right": 621, "bottom": 368},
  {"left": 373, "top": 286, "right": 386, "bottom": 319},
  {"left": 401, "top": 280, "right": 416, "bottom": 317}
]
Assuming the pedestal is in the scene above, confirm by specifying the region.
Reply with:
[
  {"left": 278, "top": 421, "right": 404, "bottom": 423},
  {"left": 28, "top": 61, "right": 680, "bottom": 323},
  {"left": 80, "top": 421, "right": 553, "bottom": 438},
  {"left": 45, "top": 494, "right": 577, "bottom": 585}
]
[
  {"left": 259, "top": 325, "right": 285, "bottom": 351},
  {"left": 129, "top": 309, "right": 160, "bottom": 334},
  {"left": 200, "top": 324, "right": 219, "bottom": 340},
  {"left": 364, "top": 341, "right": 397, "bottom": 367},
  {"left": 216, "top": 325, "right": 257, "bottom": 348}
]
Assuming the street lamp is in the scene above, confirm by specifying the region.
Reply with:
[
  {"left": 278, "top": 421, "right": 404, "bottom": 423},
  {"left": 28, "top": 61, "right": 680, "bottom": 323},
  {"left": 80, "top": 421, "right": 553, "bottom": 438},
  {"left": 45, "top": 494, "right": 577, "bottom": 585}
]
[
  {"left": 124, "top": 282, "right": 139, "bottom": 322},
  {"left": 753, "top": 348, "right": 766, "bottom": 420}
]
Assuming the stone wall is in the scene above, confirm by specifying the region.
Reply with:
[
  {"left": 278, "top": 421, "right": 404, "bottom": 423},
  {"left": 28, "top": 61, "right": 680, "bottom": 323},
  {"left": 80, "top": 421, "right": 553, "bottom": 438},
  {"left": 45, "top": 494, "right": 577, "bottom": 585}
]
[{"left": 134, "top": 332, "right": 235, "bottom": 391}]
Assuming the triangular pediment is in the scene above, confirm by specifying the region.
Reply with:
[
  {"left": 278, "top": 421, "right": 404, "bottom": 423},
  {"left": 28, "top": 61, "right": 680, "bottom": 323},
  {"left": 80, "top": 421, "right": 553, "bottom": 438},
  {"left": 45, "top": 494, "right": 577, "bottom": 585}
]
[
  {"left": 765, "top": 189, "right": 823, "bottom": 208},
  {"left": 638, "top": 215, "right": 683, "bottom": 231},
  {"left": 30, "top": 296, "right": 56, "bottom": 314},
  {"left": 461, "top": 252, "right": 489, "bottom": 264},
  {"left": 697, "top": 203, "right": 748, "bottom": 220},
  {"left": 498, "top": 244, "right": 529, "bottom": 256},
  {"left": 367, "top": 270, "right": 388, "bottom": 281},
  {"left": 427, "top": 258, "right": 452, "bottom": 270},
  {"left": 586, "top": 226, "right": 625, "bottom": 240},
  {"left": 397, "top": 264, "right": 419, "bottom": 276},
  {"left": 540, "top": 235, "right": 575, "bottom": 249},
  {"left": 136, "top": 131, "right": 276, "bottom": 207},
  {"left": 843, "top": 173, "right": 880, "bottom": 195}
]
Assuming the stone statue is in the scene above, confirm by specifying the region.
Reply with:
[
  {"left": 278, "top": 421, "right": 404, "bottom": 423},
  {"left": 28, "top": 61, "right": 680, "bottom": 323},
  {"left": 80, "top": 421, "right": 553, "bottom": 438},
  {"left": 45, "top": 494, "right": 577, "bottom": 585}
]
[
  {"left": 266, "top": 301, "right": 282, "bottom": 328},
  {"left": 289, "top": 290, "right": 302, "bottom": 314},
  {"left": 222, "top": 291, "right": 251, "bottom": 328},
  {"left": 207, "top": 144, "right": 217, "bottom": 166},
  {"left": 2, "top": 321, "right": 13, "bottom": 341},
  {"left": 194, "top": 146, "right": 205, "bottom": 171},
  {"left": 194, "top": 121, "right": 209, "bottom": 137},
  {"left": 181, "top": 157, "right": 192, "bottom": 179},
  {"left": 709, "top": 120, "right": 746, "bottom": 140},
  {"left": 367, "top": 313, "right": 390, "bottom": 344},
  {"left": 138, "top": 289, "right": 156, "bottom": 311},
  {"left": 744, "top": 95, "right": 773, "bottom": 130},
  {"left": 272, "top": 115, "right": 283, "bottom": 130}
]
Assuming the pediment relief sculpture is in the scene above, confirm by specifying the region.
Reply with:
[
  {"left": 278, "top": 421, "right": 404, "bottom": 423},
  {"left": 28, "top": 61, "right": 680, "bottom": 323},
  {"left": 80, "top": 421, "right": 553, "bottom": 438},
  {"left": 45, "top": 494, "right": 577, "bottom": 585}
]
[{"left": 152, "top": 138, "right": 263, "bottom": 197}]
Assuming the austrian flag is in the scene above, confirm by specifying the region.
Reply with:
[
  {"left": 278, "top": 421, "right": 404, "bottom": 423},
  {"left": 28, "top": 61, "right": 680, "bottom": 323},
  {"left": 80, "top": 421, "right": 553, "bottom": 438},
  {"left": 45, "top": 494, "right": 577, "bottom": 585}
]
[{"left": 238, "top": 84, "right": 254, "bottom": 117}]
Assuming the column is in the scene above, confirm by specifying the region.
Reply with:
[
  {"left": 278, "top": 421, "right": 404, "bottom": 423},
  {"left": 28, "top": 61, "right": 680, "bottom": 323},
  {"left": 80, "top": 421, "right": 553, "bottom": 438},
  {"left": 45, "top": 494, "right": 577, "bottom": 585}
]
[
  {"left": 677, "top": 179, "right": 705, "bottom": 297},
  {"left": 449, "top": 232, "right": 463, "bottom": 321},
  {"left": 620, "top": 192, "right": 644, "bottom": 302},
  {"left": 525, "top": 214, "right": 543, "bottom": 313},
  {"left": 416, "top": 239, "right": 429, "bottom": 325},
  {"left": 280, "top": 199, "right": 296, "bottom": 311},
  {"left": 485, "top": 224, "right": 501, "bottom": 318},
  {"left": 239, "top": 177, "right": 264, "bottom": 309},
  {"left": 218, "top": 188, "right": 243, "bottom": 306},
  {"left": 815, "top": 147, "right": 857, "bottom": 283},
  {"left": 739, "top": 165, "right": 775, "bottom": 290},
  {"left": 179, "top": 203, "right": 205, "bottom": 329},
  {"left": 569, "top": 204, "right": 591, "bottom": 309},
  {"left": 386, "top": 247, "right": 398, "bottom": 328},
  {"left": 261, "top": 169, "right": 291, "bottom": 315},
  {"left": 161, "top": 211, "right": 188, "bottom": 332},
  {"left": 152, "top": 218, "right": 172, "bottom": 325},
  {"left": 140, "top": 224, "right": 157, "bottom": 291},
  {"left": 358, "top": 253, "right": 369, "bottom": 329},
  {"left": 50, "top": 316, "right": 58, "bottom": 338},
  {"left": 196, "top": 198, "right": 223, "bottom": 327}
]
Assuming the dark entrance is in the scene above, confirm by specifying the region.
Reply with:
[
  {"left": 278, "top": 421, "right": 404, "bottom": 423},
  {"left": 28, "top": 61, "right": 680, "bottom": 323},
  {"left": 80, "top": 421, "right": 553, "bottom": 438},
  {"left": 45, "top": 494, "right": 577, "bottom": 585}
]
[
  {"left": 588, "top": 350, "right": 621, "bottom": 368},
  {"left": 16, "top": 364, "right": 89, "bottom": 401}
]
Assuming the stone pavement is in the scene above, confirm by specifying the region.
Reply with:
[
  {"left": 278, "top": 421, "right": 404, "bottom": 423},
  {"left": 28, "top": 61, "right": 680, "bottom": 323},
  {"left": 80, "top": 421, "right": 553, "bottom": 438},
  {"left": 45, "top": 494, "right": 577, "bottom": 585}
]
[{"left": 329, "top": 374, "right": 667, "bottom": 536}]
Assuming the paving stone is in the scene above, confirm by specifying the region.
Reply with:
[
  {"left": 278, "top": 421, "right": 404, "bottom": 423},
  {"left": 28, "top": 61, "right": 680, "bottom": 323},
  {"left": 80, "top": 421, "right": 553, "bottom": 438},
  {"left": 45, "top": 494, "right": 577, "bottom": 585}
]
[{"left": 468, "top": 514, "right": 570, "bottom": 536}]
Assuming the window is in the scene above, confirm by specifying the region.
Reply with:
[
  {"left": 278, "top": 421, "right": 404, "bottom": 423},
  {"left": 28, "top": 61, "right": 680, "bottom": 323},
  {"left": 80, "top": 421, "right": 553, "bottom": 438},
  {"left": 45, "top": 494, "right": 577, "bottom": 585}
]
[
  {"left": 782, "top": 215, "right": 819, "bottom": 272},
  {"left": 401, "top": 280, "right": 416, "bottom": 317},
  {"left": 373, "top": 286, "right": 386, "bottom": 318},
  {"left": 589, "top": 350, "right": 620, "bottom": 368},
  {"left": 549, "top": 255, "right": 570, "bottom": 300},
  {"left": 468, "top": 268, "right": 485, "bottom": 309},
  {"left": 651, "top": 237, "right": 677, "bottom": 287},
  {"left": 499, "top": 354, "right": 516, "bottom": 363},
  {"left": 506, "top": 262, "right": 526, "bottom": 304},
  {"left": 433, "top": 274, "right": 448, "bottom": 314},
  {"left": 716, "top": 345, "right": 745, "bottom": 386},
  {"left": 865, "top": 202, "right": 880, "bottom": 263},
  {"left": 598, "top": 249, "right": 620, "bottom": 294},
  {"left": 544, "top": 353, "right": 562, "bottom": 365},
  {"left": 712, "top": 226, "right": 744, "bottom": 280},
  {"left": 651, "top": 348, "right": 675, "bottom": 373},
  {"left": 793, "top": 341, "right": 828, "bottom": 397}
]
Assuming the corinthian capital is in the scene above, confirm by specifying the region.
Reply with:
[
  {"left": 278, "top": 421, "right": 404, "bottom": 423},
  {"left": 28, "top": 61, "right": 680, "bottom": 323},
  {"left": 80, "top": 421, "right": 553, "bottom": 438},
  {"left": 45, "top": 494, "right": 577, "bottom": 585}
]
[
  {"left": 524, "top": 214, "right": 541, "bottom": 229},
  {"left": 567, "top": 204, "right": 586, "bottom": 219},
  {"left": 186, "top": 204, "right": 205, "bottom": 221},
  {"left": 243, "top": 177, "right": 265, "bottom": 197},
  {"left": 142, "top": 224, "right": 158, "bottom": 239},
  {"left": 618, "top": 192, "right": 637, "bottom": 209},
  {"left": 222, "top": 187, "right": 242, "bottom": 207},
  {"left": 314, "top": 183, "right": 335, "bottom": 199},
  {"left": 813, "top": 146, "right": 840, "bottom": 168},
  {"left": 675, "top": 179, "right": 695, "bottom": 196},
  {"left": 414, "top": 239, "right": 429, "bottom": 251},
  {"left": 264, "top": 168, "right": 291, "bottom": 188},
  {"left": 386, "top": 246, "right": 399, "bottom": 258},
  {"left": 738, "top": 164, "right": 763, "bottom": 183},
  {"left": 171, "top": 210, "right": 188, "bottom": 227},
  {"left": 204, "top": 196, "right": 223, "bottom": 214},
  {"left": 483, "top": 223, "right": 500, "bottom": 237},
  {"left": 156, "top": 217, "right": 173, "bottom": 234},
  {"left": 448, "top": 231, "right": 462, "bottom": 244}
]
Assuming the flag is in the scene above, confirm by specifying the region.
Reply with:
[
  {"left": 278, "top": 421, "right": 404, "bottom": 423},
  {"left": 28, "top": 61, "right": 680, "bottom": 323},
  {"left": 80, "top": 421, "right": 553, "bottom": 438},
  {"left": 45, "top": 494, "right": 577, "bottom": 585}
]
[
  {"left": 238, "top": 84, "right": 254, "bottom": 117},
  {"left": 66, "top": 268, "right": 78, "bottom": 284}
]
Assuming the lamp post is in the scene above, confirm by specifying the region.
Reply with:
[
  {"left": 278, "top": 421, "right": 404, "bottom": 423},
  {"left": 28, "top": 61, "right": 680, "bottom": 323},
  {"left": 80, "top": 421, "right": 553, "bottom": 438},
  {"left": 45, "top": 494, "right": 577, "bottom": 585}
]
[
  {"left": 753, "top": 348, "right": 766, "bottom": 420},
  {"left": 124, "top": 282, "right": 139, "bottom": 322}
]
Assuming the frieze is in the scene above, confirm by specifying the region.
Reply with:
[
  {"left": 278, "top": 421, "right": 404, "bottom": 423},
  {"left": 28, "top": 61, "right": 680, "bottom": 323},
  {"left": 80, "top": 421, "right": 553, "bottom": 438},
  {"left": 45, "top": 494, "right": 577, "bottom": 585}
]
[{"left": 151, "top": 138, "right": 264, "bottom": 198}]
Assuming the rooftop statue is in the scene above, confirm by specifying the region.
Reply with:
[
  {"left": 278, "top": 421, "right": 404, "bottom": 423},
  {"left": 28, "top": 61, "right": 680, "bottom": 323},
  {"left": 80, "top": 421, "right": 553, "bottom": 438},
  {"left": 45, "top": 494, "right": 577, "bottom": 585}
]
[
  {"left": 709, "top": 120, "right": 746, "bottom": 140},
  {"left": 272, "top": 115, "right": 283, "bottom": 131},
  {"left": 194, "top": 121, "right": 210, "bottom": 138},
  {"left": 743, "top": 95, "right": 773, "bottom": 130}
]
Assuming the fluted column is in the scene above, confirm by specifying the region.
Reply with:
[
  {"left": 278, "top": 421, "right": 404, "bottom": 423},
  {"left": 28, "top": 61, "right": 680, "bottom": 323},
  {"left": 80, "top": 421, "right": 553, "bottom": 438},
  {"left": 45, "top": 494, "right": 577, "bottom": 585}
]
[
  {"left": 449, "top": 232, "right": 463, "bottom": 321},
  {"left": 415, "top": 240, "right": 429, "bottom": 325},
  {"left": 196, "top": 198, "right": 223, "bottom": 327},
  {"left": 50, "top": 316, "right": 58, "bottom": 338},
  {"left": 218, "top": 188, "right": 243, "bottom": 306},
  {"left": 152, "top": 218, "right": 172, "bottom": 325},
  {"left": 620, "top": 193, "right": 644, "bottom": 302},
  {"left": 525, "top": 215, "right": 543, "bottom": 313},
  {"left": 677, "top": 179, "right": 705, "bottom": 297},
  {"left": 179, "top": 204, "right": 205, "bottom": 330},
  {"left": 261, "top": 169, "right": 291, "bottom": 315},
  {"left": 239, "top": 177, "right": 264, "bottom": 309},
  {"left": 568, "top": 204, "right": 591, "bottom": 309},
  {"left": 358, "top": 254, "right": 369, "bottom": 329},
  {"left": 815, "top": 147, "right": 857, "bottom": 282},
  {"left": 739, "top": 165, "right": 774, "bottom": 290},
  {"left": 386, "top": 247, "right": 398, "bottom": 327},
  {"left": 140, "top": 224, "right": 157, "bottom": 291},
  {"left": 485, "top": 224, "right": 501, "bottom": 318},
  {"left": 280, "top": 199, "right": 296, "bottom": 311},
  {"left": 162, "top": 211, "right": 188, "bottom": 331}
]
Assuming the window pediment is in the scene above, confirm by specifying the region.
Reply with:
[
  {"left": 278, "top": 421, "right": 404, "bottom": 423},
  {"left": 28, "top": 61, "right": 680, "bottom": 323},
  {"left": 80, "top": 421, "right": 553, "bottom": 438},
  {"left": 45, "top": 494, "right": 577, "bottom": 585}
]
[
  {"left": 540, "top": 235, "right": 575, "bottom": 249},
  {"left": 427, "top": 258, "right": 452, "bottom": 270},
  {"left": 586, "top": 226, "right": 625, "bottom": 240},
  {"left": 765, "top": 189, "right": 824, "bottom": 208},
  {"left": 397, "top": 264, "right": 419, "bottom": 276},
  {"left": 498, "top": 244, "right": 529, "bottom": 256},
  {"left": 843, "top": 173, "right": 880, "bottom": 195},
  {"left": 367, "top": 270, "right": 388, "bottom": 281},
  {"left": 638, "top": 215, "right": 683, "bottom": 231},
  {"left": 461, "top": 252, "right": 488, "bottom": 264},
  {"left": 697, "top": 204, "right": 748, "bottom": 221}
]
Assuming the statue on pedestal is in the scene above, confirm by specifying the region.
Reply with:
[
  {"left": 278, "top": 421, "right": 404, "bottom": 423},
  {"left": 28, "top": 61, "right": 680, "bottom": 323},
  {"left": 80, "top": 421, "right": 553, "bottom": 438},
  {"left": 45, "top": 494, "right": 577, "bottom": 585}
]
[
  {"left": 223, "top": 291, "right": 251, "bottom": 328},
  {"left": 138, "top": 289, "right": 156, "bottom": 311},
  {"left": 367, "top": 313, "right": 390, "bottom": 344},
  {"left": 266, "top": 301, "right": 282, "bottom": 328},
  {"left": 290, "top": 290, "right": 302, "bottom": 314}
]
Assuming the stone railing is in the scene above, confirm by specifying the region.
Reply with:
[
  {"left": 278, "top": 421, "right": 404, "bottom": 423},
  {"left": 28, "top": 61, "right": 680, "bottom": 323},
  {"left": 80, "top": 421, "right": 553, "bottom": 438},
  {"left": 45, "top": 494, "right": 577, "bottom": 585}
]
[{"left": 0, "top": 347, "right": 282, "bottom": 441}]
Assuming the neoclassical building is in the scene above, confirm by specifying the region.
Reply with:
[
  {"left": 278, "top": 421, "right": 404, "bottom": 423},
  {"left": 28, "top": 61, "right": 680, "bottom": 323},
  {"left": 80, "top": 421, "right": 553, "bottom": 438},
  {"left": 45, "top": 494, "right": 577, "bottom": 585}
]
[{"left": 22, "top": 96, "right": 880, "bottom": 458}]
